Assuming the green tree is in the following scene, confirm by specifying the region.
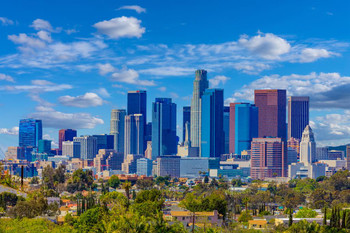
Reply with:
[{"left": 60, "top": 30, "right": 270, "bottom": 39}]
[
  {"left": 107, "top": 175, "right": 120, "bottom": 189},
  {"left": 295, "top": 208, "right": 318, "bottom": 218},
  {"left": 238, "top": 210, "right": 253, "bottom": 223}
]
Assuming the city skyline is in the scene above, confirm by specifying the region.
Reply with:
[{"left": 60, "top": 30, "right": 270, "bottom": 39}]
[{"left": 2, "top": 0, "right": 350, "bottom": 151}]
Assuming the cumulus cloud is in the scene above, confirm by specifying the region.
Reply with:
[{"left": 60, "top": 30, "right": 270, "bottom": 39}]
[
  {"left": 209, "top": 75, "right": 230, "bottom": 87},
  {"left": 118, "top": 5, "right": 146, "bottom": 13},
  {"left": 37, "top": 30, "right": 52, "bottom": 42},
  {"left": 111, "top": 67, "right": 155, "bottom": 86},
  {"left": 30, "top": 19, "right": 54, "bottom": 32},
  {"left": 0, "top": 79, "right": 72, "bottom": 93},
  {"left": 58, "top": 92, "right": 104, "bottom": 108},
  {"left": 0, "top": 17, "right": 14, "bottom": 26},
  {"left": 98, "top": 63, "right": 115, "bottom": 75},
  {"left": 8, "top": 33, "right": 46, "bottom": 49},
  {"left": 298, "top": 48, "right": 338, "bottom": 63},
  {"left": 238, "top": 32, "right": 291, "bottom": 60},
  {"left": 0, "top": 127, "right": 19, "bottom": 135},
  {"left": 0, "top": 73, "right": 15, "bottom": 82},
  {"left": 158, "top": 86, "right": 166, "bottom": 92},
  {"left": 29, "top": 106, "right": 104, "bottom": 129},
  {"left": 230, "top": 72, "right": 350, "bottom": 109},
  {"left": 139, "top": 67, "right": 194, "bottom": 76},
  {"left": 93, "top": 16, "right": 145, "bottom": 39},
  {"left": 94, "top": 87, "right": 110, "bottom": 98}
]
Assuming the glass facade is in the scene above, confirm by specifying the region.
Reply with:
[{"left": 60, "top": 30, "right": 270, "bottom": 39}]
[
  {"left": 19, "top": 119, "right": 42, "bottom": 148},
  {"left": 59, "top": 129, "right": 77, "bottom": 153},
  {"left": 38, "top": 139, "right": 51, "bottom": 154},
  {"left": 110, "top": 109, "right": 126, "bottom": 153},
  {"left": 182, "top": 106, "right": 191, "bottom": 143},
  {"left": 152, "top": 98, "right": 177, "bottom": 159},
  {"left": 288, "top": 96, "right": 309, "bottom": 140},
  {"left": 201, "top": 89, "right": 224, "bottom": 158}
]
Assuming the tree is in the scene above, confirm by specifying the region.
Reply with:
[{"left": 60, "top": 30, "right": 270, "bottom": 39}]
[
  {"left": 29, "top": 176, "right": 39, "bottom": 184},
  {"left": 74, "top": 207, "right": 106, "bottom": 232},
  {"left": 238, "top": 210, "right": 253, "bottom": 223},
  {"left": 295, "top": 208, "right": 318, "bottom": 218},
  {"left": 204, "top": 176, "right": 209, "bottom": 184},
  {"left": 122, "top": 181, "right": 132, "bottom": 201},
  {"left": 136, "top": 179, "right": 154, "bottom": 190},
  {"left": 107, "top": 175, "right": 120, "bottom": 189},
  {"left": 180, "top": 193, "right": 202, "bottom": 233}
]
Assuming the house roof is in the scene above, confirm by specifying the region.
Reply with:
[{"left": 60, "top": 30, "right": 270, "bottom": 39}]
[{"left": 170, "top": 211, "right": 216, "bottom": 217}]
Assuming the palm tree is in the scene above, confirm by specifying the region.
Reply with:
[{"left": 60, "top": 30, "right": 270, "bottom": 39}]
[{"left": 122, "top": 181, "right": 132, "bottom": 200}]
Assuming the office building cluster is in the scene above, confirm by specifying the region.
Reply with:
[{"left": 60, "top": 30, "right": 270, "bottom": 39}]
[{"left": 3, "top": 70, "right": 348, "bottom": 181}]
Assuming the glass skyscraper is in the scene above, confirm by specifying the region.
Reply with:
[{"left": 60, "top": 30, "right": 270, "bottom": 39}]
[
  {"left": 19, "top": 119, "right": 42, "bottom": 148},
  {"left": 110, "top": 109, "right": 126, "bottom": 153},
  {"left": 288, "top": 96, "right": 309, "bottom": 140},
  {"left": 124, "top": 114, "right": 144, "bottom": 159},
  {"left": 59, "top": 129, "right": 77, "bottom": 153},
  {"left": 127, "top": 90, "right": 147, "bottom": 151},
  {"left": 223, "top": 106, "right": 230, "bottom": 154},
  {"left": 182, "top": 106, "right": 191, "bottom": 143},
  {"left": 152, "top": 98, "right": 177, "bottom": 159},
  {"left": 190, "top": 70, "right": 209, "bottom": 150},
  {"left": 229, "top": 103, "right": 258, "bottom": 155},
  {"left": 201, "top": 89, "right": 224, "bottom": 158}
]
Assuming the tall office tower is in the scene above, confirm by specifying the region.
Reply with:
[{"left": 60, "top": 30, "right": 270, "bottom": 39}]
[
  {"left": 190, "top": 70, "right": 209, "bottom": 149},
  {"left": 182, "top": 106, "right": 191, "bottom": 143},
  {"left": 152, "top": 98, "right": 177, "bottom": 159},
  {"left": 300, "top": 125, "right": 316, "bottom": 165},
  {"left": 201, "top": 89, "right": 224, "bottom": 158},
  {"left": 145, "top": 122, "right": 152, "bottom": 142},
  {"left": 223, "top": 106, "right": 230, "bottom": 154},
  {"left": 110, "top": 109, "right": 126, "bottom": 153},
  {"left": 127, "top": 90, "right": 147, "bottom": 151},
  {"left": 19, "top": 119, "right": 42, "bottom": 148},
  {"left": 347, "top": 145, "right": 350, "bottom": 170},
  {"left": 229, "top": 103, "right": 258, "bottom": 155},
  {"left": 254, "top": 89, "right": 287, "bottom": 140},
  {"left": 62, "top": 141, "right": 81, "bottom": 158},
  {"left": 288, "top": 96, "right": 309, "bottom": 140},
  {"left": 73, "top": 136, "right": 97, "bottom": 160},
  {"left": 251, "top": 137, "right": 287, "bottom": 179},
  {"left": 38, "top": 139, "right": 51, "bottom": 154},
  {"left": 124, "top": 114, "right": 144, "bottom": 158},
  {"left": 93, "top": 134, "right": 114, "bottom": 151},
  {"left": 59, "top": 129, "right": 77, "bottom": 154}
]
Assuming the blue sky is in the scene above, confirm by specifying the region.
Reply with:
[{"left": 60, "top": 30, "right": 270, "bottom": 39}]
[{"left": 1, "top": 0, "right": 350, "bottom": 152}]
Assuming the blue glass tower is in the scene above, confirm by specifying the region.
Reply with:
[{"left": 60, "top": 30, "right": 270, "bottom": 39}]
[
  {"left": 19, "top": 119, "right": 42, "bottom": 148},
  {"left": 201, "top": 89, "right": 224, "bottom": 158},
  {"left": 234, "top": 103, "right": 258, "bottom": 155},
  {"left": 152, "top": 98, "right": 177, "bottom": 159}
]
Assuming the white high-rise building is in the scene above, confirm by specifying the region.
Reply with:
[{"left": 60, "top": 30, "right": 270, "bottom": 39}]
[
  {"left": 300, "top": 125, "right": 316, "bottom": 165},
  {"left": 62, "top": 141, "right": 81, "bottom": 158},
  {"left": 110, "top": 109, "right": 126, "bottom": 153}
]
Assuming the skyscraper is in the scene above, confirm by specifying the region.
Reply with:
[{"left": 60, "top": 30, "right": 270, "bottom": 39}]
[
  {"left": 124, "top": 114, "right": 144, "bottom": 158},
  {"left": 254, "top": 90, "right": 287, "bottom": 140},
  {"left": 251, "top": 137, "right": 287, "bottom": 179},
  {"left": 201, "top": 89, "right": 224, "bottom": 158},
  {"left": 59, "top": 129, "right": 77, "bottom": 153},
  {"left": 190, "top": 70, "right": 209, "bottom": 150},
  {"left": 300, "top": 125, "right": 316, "bottom": 165},
  {"left": 288, "top": 96, "right": 309, "bottom": 140},
  {"left": 182, "top": 106, "right": 191, "bottom": 143},
  {"left": 152, "top": 98, "right": 177, "bottom": 159},
  {"left": 127, "top": 90, "right": 147, "bottom": 151},
  {"left": 229, "top": 103, "right": 258, "bottom": 155},
  {"left": 62, "top": 141, "right": 81, "bottom": 158},
  {"left": 93, "top": 134, "right": 114, "bottom": 151},
  {"left": 19, "top": 119, "right": 42, "bottom": 148},
  {"left": 223, "top": 106, "right": 230, "bottom": 154},
  {"left": 73, "top": 136, "right": 97, "bottom": 160},
  {"left": 110, "top": 109, "right": 126, "bottom": 153},
  {"left": 38, "top": 139, "right": 51, "bottom": 154}
]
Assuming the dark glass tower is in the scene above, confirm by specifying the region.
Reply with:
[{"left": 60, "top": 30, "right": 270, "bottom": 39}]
[
  {"left": 152, "top": 98, "right": 177, "bottom": 159},
  {"left": 254, "top": 89, "right": 287, "bottom": 141},
  {"left": 127, "top": 90, "right": 147, "bottom": 151},
  {"left": 288, "top": 96, "right": 309, "bottom": 140},
  {"left": 59, "top": 129, "right": 77, "bottom": 152},
  {"left": 182, "top": 106, "right": 191, "bottom": 143},
  {"left": 201, "top": 89, "right": 224, "bottom": 158},
  {"left": 19, "top": 119, "right": 42, "bottom": 148}
]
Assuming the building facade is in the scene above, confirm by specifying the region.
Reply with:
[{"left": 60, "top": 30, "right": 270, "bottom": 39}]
[
  {"left": 190, "top": 70, "right": 209, "bottom": 150},
  {"left": 124, "top": 114, "right": 144, "bottom": 159},
  {"left": 62, "top": 141, "right": 81, "bottom": 158},
  {"left": 110, "top": 109, "right": 126, "bottom": 153},
  {"left": 19, "top": 119, "right": 42, "bottom": 148},
  {"left": 288, "top": 96, "right": 309, "bottom": 140},
  {"left": 94, "top": 149, "right": 124, "bottom": 173},
  {"left": 300, "top": 125, "right": 316, "bottom": 165},
  {"left": 122, "top": 154, "right": 144, "bottom": 174},
  {"left": 254, "top": 90, "right": 286, "bottom": 140},
  {"left": 5, "top": 147, "right": 25, "bottom": 160},
  {"left": 201, "top": 89, "right": 224, "bottom": 158},
  {"left": 229, "top": 103, "right": 258, "bottom": 155},
  {"left": 182, "top": 106, "right": 191, "bottom": 143},
  {"left": 73, "top": 136, "right": 97, "bottom": 160},
  {"left": 93, "top": 134, "right": 114, "bottom": 151},
  {"left": 152, "top": 98, "right": 177, "bottom": 159},
  {"left": 156, "top": 156, "right": 181, "bottom": 178},
  {"left": 251, "top": 137, "right": 287, "bottom": 179},
  {"left": 58, "top": 129, "right": 77, "bottom": 153},
  {"left": 136, "top": 158, "right": 153, "bottom": 176},
  {"left": 223, "top": 106, "right": 230, "bottom": 154},
  {"left": 38, "top": 139, "right": 51, "bottom": 154}
]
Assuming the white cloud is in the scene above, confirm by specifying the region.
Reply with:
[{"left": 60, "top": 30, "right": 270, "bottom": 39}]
[
  {"left": 118, "top": 5, "right": 146, "bottom": 13},
  {"left": 111, "top": 68, "right": 155, "bottom": 86},
  {"left": 59, "top": 92, "right": 104, "bottom": 108},
  {"left": 230, "top": 72, "right": 350, "bottom": 109},
  {"left": 158, "top": 86, "right": 166, "bottom": 92},
  {"left": 94, "top": 87, "right": 110, "bottom": 98},
  {"left": 29, "top": 106, "right": 104, "bottom": 129},
  {"left": 30, "top": 19, "right": 53, "bottom": 32},
  {"left": 8, "top": 33, "right": 46, "bottom": 49},
  {"left": 170, "top": 92, "right": 179, "bottom": 99},
  {"left": 0, "top": 17, "right": 14, "bottom": 26},
  {"left": 0, "top": 79, "right": 72, "bottom": 93},
  {"left": 139, "top": 67, "right": 194, "bottom": 76},
  {"left": 238, "top": 32, "right": 291, "bottom": 60},
  {"left": 0, "top": 127, "right": 19, "bottom": 135},
  {"left": 65, "top": 29, "right": 78, "bottom": 35},
  {"left": 209, "top": 75, "right": 230, "bottom": 87},
  {"left": 298, "top": 48, "right": 337, "bottom": 63},
  {"left": 93, "top": 16, "right": 145, "bottom": 39},
  {"left": 37, "top": 30, "right": 52, "bottom": 42},
  {"left": 98, "top": 63, "right": 115, "bottom": 75},
  {"left": 0, "top": 73, "right": 14, "bottom": 82}
]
